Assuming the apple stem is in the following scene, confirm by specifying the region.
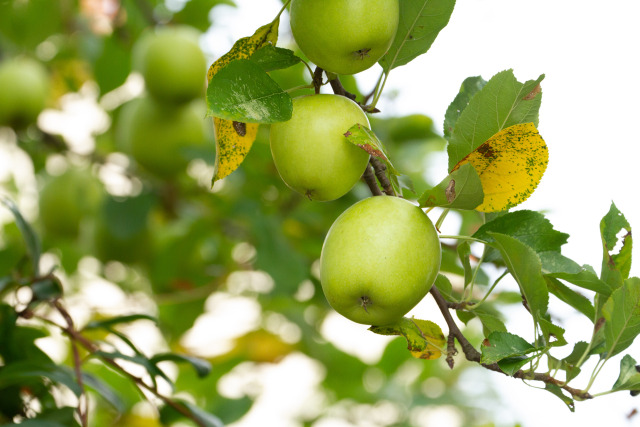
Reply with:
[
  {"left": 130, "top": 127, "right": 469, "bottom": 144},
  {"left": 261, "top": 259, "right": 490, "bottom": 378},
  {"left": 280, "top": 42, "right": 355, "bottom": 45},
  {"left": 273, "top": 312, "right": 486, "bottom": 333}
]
[{"left": 360, "top": 296, "right": 372, "bottom": 312}]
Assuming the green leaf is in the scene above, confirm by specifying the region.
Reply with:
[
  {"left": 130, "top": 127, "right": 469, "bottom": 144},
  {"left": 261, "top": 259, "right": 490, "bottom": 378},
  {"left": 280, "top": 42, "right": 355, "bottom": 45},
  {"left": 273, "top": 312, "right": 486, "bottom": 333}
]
[
  {"left": 369, "top": 317, "right": 445, "bottom": 360},
  {"left": 489, "top": 233, "right": 549, "bottom": 324},
  {"left": 600, "top": 202, "right": 632, "bottom": 288},
  {"left": 249, "top": 45, "right": 302, "bottom": 72},
  {"left": 81, "top": 372, "right": 126, "bottom": 413},
  {"left": 457, "top": 241, "right": 473, "bottom": 288},
  {"left": 611, "top": 354, "right": 640, "bottom": 392},
  {"left": 602, "top": 277, "right": 640, "bottom": 357},
  {"left": 434, "top": 274, "right": 455, "bottom": 301},
  {"left": 344, "top": 123, "right": 402, "bottom": 195},
  {"left": 31, "top": 276, "right": 63, "bottom": 302},
  {"left": 418, "top": 163, "right": 484, "bottom": 210},
  {"left": 0, "top": 197, "right": 41, "bottom": 276},
  {"left": 93, "top": 350, "right": 172, "bottom": 387},
  {"left": 0, "top": 362, "right": 81, "bottom": 396},
  {"left": 541, "top": 252, "right": 613, "bottom": 297},
  {"left": 163, "top": 400, "right": 224, "bottom": 427},
  {"left": 444, "top": 76, "right": 487, "bottom": 138},
  {"left": 206, "top": 58, "right": 292, "bottom": 123},
  {"left": 84, "top": 314, "right": 157, "bottom": 330},
  {"left": 447, "top": 70, "right": 544, "bottom": 171},
  {"left": 459, "top": 305, "right": 507, "bottom": 336},
  {"left": 538, "top": 316, "right": 567, "bottom": 348},
  {"left": 548, "top": 341, "right": 588, "bottom": 382},
  {"left": 474, "top": 210, "right": 569, "bottom": 254},
  {"left": 544, "top": 383, "right": 575, "bottom": 412},
  {"left": 498, "top": 356, "right": 536, "bottom": 376},
  {"left": 150, "top": 353, "right": 212, "bottom": 378},
  {"left": 0, "top": 421, "right": 69, "bottom": 427},
  {"left": 378, "top": 0, "right": 456, "bottom": 72},
  {"left": 545, "top": 276, "right": 595, "bottom": 321},
  {"left": 481, "top": 331, "right": 536, "bottom": 366}
]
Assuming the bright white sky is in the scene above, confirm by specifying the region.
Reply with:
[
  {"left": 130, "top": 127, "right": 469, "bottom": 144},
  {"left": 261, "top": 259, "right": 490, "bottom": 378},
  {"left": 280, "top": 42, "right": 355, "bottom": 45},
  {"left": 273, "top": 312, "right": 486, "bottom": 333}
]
[{"left": 204, "top": 1, "right": 640, "bottom": 426}]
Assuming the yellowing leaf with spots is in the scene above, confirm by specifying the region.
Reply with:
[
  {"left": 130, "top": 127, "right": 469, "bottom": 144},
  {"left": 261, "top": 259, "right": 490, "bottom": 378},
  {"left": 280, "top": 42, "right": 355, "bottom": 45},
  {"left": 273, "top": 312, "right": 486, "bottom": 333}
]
[
  {"left": 369, "top": 317, "right": 445, "bottom": 360},
  {"left": 207, "top": 17, "right": 280, "bottom": 183},
  {"left": 451, "top": 122, "right": 548, "bottom": 213}
]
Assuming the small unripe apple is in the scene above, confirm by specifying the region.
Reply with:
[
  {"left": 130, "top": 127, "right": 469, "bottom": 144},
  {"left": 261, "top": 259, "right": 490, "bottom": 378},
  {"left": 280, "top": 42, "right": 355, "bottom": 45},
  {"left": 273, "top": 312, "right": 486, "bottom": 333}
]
[
  {"left": 118, "top": 97, "right": 210, "bottom": 177},
  {"left": 0, "top": 57, "right": 50, "bottom": 128},
  {"left": 269, "top": 94, "right": 370, "bottom": 201},
  {"left": 289, "top": 0, "right": 399, "bottom": 75},
  {"left": 39, "top": 168, "right": 104, "bottom": 238},
  {"left": 133, "top": 26, "right": 206, "bottom": 104},
  {"left": 320, "top": 196, "right": 441, "bottom": 325}
]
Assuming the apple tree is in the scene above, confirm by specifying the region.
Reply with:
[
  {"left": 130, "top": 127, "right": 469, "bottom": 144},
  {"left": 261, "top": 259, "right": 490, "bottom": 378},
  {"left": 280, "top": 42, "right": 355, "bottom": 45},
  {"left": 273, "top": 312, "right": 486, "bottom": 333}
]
[{"left": 0, "top": 0, "right": 639, "bottom": 426}]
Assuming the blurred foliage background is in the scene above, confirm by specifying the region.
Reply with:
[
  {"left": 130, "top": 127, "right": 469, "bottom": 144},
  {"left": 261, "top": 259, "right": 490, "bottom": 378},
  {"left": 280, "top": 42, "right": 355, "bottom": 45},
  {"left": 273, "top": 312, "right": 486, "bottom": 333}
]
[{"left": 0, "top": 0, "right": 511, "bottom": 426}]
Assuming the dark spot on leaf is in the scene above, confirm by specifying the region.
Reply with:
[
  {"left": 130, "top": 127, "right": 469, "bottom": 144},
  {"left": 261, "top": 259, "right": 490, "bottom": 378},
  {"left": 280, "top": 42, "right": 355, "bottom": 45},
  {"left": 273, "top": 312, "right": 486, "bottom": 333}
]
[
  {"left": 476, "top": 143, "right": 496, "bottom": 159},
  {"left": 357, "top": 144, "right": 388, "bottom": 161},
  {"left": 594, "top": 317, "right": 605, "bottom": 333},
  {"left": 445, "top": 179, "right": 456, "bottom": 203},
  {"left": 344, "top": 131, "right": 352, "bottom": 137},
  {"left": 523, "top": 83, "right": 542, "bottom": 100},
  {"left": 233, "top": 121, "right": 247, "bottom": 136},
  {"left": 482, "top": 338, "right": 491, "bottom": 347}
]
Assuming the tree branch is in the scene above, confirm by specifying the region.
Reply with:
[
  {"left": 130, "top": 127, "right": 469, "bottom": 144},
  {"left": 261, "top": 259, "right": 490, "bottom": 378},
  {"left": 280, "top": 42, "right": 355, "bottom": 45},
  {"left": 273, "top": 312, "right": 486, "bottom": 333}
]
[
  {"left": 362, "top": 163, "right": 383, "bottom": 196},
  {"left": 429, "top": 287, "right": 593, "bottom": 401},
  {"left": 37, "top": 309, "right": 208, "bottom": 427},
  {"left": 370, "top": 157, "right": 395, "bottom": 196}
]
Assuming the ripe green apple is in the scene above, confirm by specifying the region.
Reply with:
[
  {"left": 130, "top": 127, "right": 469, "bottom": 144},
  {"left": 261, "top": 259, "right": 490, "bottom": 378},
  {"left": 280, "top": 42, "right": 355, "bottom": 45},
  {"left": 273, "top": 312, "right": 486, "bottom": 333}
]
[
  {"left": 320, "top": 196, "right": 441, "bottom": 325},
  {"left": 118, "top": 97, "right": 211, "bottom": 177},
  {"left": 289, "top": 0, "right": 399, "bottom": 75},
  {"left": 133, "top": 26, "right": 206, "bottom": 104},
  {"left": 0, "top": 56, "right": 50, "bottom": 128},
  {"left": 269, "top": 94, "right": 370, "bottom": 201}
]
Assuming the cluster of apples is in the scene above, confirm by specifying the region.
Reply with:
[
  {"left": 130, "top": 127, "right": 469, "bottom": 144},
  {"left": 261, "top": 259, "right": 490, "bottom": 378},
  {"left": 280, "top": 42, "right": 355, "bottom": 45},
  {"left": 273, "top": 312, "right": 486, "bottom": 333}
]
[
  {"left": 118, "top": 26, "right": 211, "bottom": 178},
  {"left": 269, "top": 0, "right": 442, "bottom": 326}
]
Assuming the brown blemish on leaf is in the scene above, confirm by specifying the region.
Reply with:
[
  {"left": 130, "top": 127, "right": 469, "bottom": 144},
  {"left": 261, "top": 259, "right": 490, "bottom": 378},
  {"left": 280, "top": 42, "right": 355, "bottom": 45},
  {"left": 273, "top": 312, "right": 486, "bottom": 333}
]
[
  {"left": 523, "top": 83, "right": 542, "bottom": 100},
  {"left": 233, "top": 121, "right": 247, "bottom": 137},
  {"left": 476, "top": 143, "right": 496, "bottom": 159},
  {"left": 357, "top": 144, "right": 387, "bottom": 161},
  {"left": 445, "top": 179, "right": 456, "bottom": 203},
  {"left": 208, "top": 19, "right": 279, "bottom": 183}
]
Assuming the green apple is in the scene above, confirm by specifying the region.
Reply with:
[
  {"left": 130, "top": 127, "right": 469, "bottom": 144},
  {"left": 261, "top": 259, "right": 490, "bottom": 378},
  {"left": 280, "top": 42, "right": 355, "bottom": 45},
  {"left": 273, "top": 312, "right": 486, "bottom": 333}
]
[
  {"left": 289, "top": 0, "right": 399, "bottom": 75},
  {"left": 39, "top": 167, "right": 104, "bottom": 238},
  {"left": 0, "top": 56, "right": 50, "bottom": 128},
  {"left": 320, "top": 196, "right": 441, "bottom": 325},
  {"left": 118, "top": 97, "right": 211, "bottom": 177},
  {"left": 133, "top": 26, "right": 206, "bottom": 104},
  {"left": 269, "top": 94, "right": 370, "bottom": 201}
]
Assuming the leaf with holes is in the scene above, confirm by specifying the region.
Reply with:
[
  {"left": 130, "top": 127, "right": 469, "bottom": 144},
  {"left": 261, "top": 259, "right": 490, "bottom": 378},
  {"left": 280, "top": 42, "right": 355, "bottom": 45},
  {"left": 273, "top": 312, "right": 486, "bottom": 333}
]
[{"left": 451, "top": 122, "right": 548, "bottom": 212}]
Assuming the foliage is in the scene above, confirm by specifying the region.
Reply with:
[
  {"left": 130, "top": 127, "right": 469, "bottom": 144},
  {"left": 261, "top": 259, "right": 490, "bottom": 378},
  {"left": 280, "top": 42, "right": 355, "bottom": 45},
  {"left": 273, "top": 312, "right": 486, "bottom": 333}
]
[{"left": 0, "top": 0, "right": 639, "bottom": 426}]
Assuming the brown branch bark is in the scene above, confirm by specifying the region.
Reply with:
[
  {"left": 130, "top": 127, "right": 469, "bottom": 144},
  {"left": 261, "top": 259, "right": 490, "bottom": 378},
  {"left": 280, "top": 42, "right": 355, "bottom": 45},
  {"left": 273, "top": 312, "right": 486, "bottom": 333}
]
[
  {"left": 370, "top": 157, "right": 396, "bottom": 196},
  {"left": 429, "top": 287, "right": 593, "bottom": 401},
  {"left": 362, "top": 163, "right": 383, "bottom": 196},
  {"left": 37, "top": 309, "right": 208, "bottom": 427}
]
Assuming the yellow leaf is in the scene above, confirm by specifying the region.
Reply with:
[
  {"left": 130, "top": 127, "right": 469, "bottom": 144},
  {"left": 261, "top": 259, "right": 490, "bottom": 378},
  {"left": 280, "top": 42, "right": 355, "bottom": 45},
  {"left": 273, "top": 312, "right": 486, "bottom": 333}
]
[
  {"left": 451, "top": 122, "right": 548, "bottom": 213},
  {"left": 369, "top": 317, "right": 445, "bottom": 360},
  {"left": 207, "top": 18, "right": 280, "bottom": 183}
]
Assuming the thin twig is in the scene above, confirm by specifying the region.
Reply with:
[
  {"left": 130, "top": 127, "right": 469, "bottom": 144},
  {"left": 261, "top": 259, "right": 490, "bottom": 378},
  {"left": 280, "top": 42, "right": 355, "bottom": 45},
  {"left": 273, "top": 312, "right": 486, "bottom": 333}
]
[
  {"left": 37, "top": 313, "right": 207, "bottom": 427},
  {"left": 362, "top": 163, "right": 383, "bottom": 196},
  {"left": 370, "top": 157, "right": 395, "bottom": 196},
  {"left": 429, "top": 287, "right": 593, "bottom": 400},
  {"left": 53, "top": 300, "right": 88, "bottom": 427}
]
